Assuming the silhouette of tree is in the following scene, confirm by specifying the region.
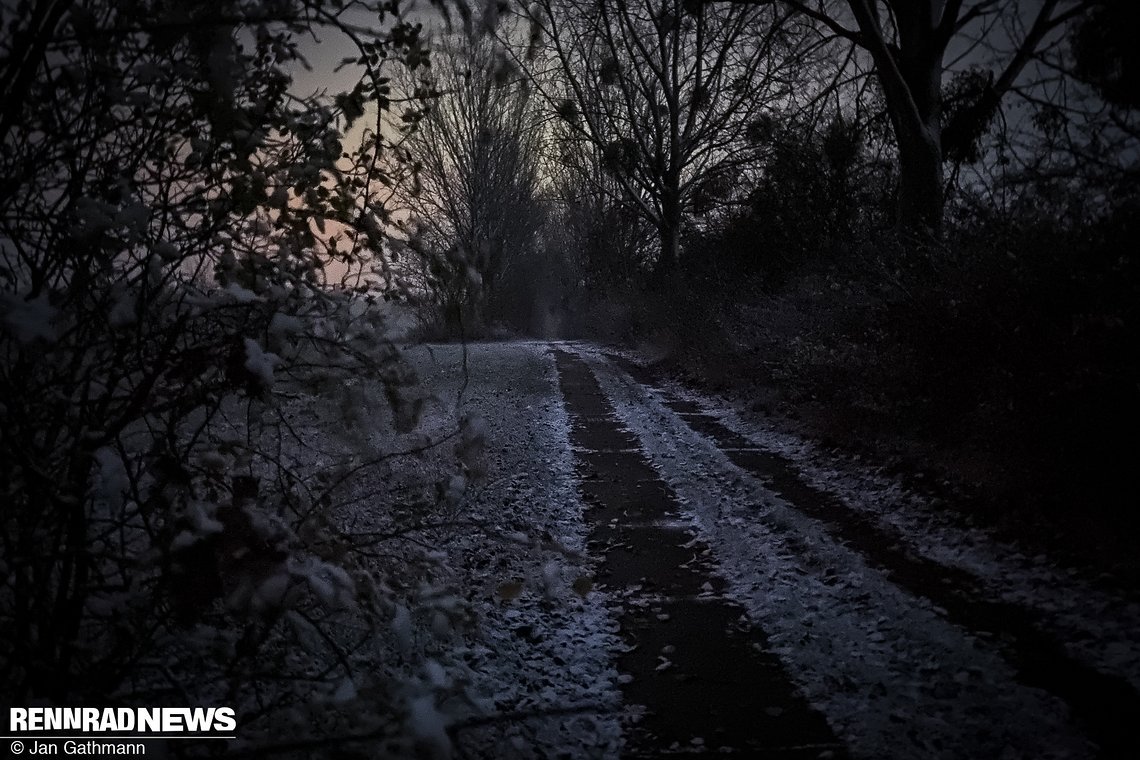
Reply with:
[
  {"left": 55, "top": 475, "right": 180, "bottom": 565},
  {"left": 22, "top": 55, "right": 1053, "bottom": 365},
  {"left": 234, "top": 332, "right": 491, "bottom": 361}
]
[
  {"left": 520, "top": 0, "right": 821, "bottom": 279},
  {"left": 750, "top": 0, "right": 1095, "bottom": 237},
  {"left": 394, "top": 31, "right": 546, "bottom": 331}
]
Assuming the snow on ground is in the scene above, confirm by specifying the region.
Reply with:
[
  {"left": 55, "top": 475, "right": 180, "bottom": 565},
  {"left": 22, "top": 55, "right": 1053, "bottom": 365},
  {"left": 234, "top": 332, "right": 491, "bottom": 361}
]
[
  {"left": 624, "top": 352, "right": 1140, "bottom": 696},
  {"left": 387, "top": 341, "right": 624, "bottom": 757},
  {"left": 574, "top": 344, "right": 1096, "bottom": 760},
  {"left": 249, "top": 337, "right": 1133, "bottom": 757},
  {"left": 231, "top": 340, "right": 623, "bottom": 755}
]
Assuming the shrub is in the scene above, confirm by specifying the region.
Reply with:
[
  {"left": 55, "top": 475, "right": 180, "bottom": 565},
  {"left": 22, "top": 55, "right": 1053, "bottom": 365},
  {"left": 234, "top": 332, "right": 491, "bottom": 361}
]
[{"left": 0, "top": 0, "right": 475, "bottom": 748}]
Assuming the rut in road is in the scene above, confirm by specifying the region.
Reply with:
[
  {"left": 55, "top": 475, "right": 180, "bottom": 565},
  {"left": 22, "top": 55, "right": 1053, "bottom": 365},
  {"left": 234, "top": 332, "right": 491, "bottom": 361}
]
[
  {"left": 610, "top": 353, "right": 1140, "bottom": 760},
  {"left": 554, "top": 350, "right": 845, "bottom": 759}
]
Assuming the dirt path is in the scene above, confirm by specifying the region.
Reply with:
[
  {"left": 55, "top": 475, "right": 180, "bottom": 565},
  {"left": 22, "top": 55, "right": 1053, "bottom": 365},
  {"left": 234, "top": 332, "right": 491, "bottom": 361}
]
[
  {"left": 532, "top": 342, "right": 1140, "bottom": 760},
  {"left": 607, "top": 353, "right": 1140, "bottom": 760},
  {"left": 406, "top": 341, "right": 1139, "bottom": 759},
  {"left": 555, "top": 350, "right": 845, "bottom": 758}
]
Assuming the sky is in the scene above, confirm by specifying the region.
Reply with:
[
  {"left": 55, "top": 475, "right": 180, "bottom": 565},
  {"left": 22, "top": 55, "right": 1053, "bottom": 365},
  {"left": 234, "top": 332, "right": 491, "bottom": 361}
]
[{"left": 290, "top": 0, "right": 449, "bottom": 100}]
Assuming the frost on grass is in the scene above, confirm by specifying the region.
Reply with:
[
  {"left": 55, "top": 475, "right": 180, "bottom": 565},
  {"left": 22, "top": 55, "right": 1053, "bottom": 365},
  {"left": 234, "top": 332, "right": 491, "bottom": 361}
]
[
  {"left": 254, "top": 341, "right": 624, "bottom": 757},
  {"left": 384, "top": 342, "right": 624, "bottom": 759}
]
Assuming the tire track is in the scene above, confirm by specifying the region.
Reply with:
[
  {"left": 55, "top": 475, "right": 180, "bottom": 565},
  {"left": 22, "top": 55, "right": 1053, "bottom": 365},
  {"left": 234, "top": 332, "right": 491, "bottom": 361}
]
[
  {"left": 609, "top": 352, "right": 1140, "bottom": 760},
  {"left": 555, "top": 349, "right": 845, "bottom": 759}
]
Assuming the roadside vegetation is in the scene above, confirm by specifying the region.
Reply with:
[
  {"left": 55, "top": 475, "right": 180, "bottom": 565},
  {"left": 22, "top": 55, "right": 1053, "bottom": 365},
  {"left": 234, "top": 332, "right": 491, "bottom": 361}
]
[
  {"left": 2, "top": 0, "right": 1137, "bottom": 754},
  {"left": 0, "top": 0, "right": 487, "bottom": 751},
  {"left": 386, "top": 0, "right": 1139, "bottom": 580}
]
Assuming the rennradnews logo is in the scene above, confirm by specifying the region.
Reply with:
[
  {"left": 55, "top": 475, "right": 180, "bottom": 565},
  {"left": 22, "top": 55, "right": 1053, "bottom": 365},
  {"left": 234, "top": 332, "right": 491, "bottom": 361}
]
[{"left": 8, "top": 707, "right": 236, "bottom": 734}]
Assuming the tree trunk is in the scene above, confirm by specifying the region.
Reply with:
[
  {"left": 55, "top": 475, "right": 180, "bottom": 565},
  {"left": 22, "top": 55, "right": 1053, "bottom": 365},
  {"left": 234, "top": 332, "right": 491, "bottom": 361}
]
[
  {"left": 895, "top": 121, "right": 944, "bottom": 237},
  {"left": 654, "top": 185, "right": 682, "bottom": 282},
  {"left": 847, "top": 0, "right": 947, "bottom": 238},
  {"left": 656, "top": 224, "right": 679, "bottom": 279},
  {"left": 890, "top": 28, "right": 945, "bottom": 238},
  {"left": 873, "top": 52, "right": 945, "bottom": 237}
]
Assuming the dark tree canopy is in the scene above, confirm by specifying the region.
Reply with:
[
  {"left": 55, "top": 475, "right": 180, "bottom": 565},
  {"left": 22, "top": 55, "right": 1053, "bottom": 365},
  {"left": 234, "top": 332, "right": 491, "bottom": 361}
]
[{"left": 1071, "top": 0, "right": 1140, "bottom": 108}]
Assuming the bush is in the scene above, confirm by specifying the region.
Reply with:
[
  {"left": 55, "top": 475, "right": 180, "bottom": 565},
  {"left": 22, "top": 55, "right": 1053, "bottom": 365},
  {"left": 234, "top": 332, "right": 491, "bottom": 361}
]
[
  {"left": 623, "top": 189, "right": 1138, "bottom": 563},
  {"left": 0, "top": 1, "right": 478, "bottom": 747},
  {"left": 682, "top": 118, "right": 894, "bottom": 286}
]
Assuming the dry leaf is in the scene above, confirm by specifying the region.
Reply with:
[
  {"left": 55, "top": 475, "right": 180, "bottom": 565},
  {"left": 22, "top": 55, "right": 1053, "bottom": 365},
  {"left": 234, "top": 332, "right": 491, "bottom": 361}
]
[
  {"left": 496, "top": 580, "right": 525, "bottom": 601},
  {"left": 571, "top": 575, "right": 594, "bottom": 598}
]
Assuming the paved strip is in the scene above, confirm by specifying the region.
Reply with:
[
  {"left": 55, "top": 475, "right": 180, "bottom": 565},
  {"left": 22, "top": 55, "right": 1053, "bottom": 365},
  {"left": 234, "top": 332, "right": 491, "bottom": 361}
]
[
  {"left": 555, "top": 350, "right": 845, "bottom": 759},
  {"left": 610, "top": 354, "right": 1140, "bottom": 760}
]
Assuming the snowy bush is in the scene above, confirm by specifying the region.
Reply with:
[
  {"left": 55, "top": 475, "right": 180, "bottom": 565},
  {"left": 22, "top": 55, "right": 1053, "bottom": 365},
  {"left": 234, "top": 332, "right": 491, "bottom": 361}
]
[{"left": 0, "top": 0, "right": 484, "bottom": 751}]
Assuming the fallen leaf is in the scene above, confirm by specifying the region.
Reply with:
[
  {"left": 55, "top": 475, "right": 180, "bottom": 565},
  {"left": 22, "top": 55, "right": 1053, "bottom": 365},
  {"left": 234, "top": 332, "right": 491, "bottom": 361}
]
[
  {"left": 571, "top": 575, "right": 594, "bottom": 598},
  {"left": 497, "top": 580, "right": 525, "bottom": 601}
]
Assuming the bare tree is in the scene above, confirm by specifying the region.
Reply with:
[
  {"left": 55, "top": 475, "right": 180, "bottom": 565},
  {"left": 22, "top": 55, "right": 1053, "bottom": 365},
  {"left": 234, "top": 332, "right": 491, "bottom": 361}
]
[
  {"left": 394, "top": 31, "right": 546, "bottom": 331},
  {"left": 547, "top": 119, "right": 659, "bottom": 286},
  {"left": 757, "top": 0, "right": 1095, "bottom": 237},
  {"left": 519, "top": 0, "right": 820, "bottom": 279}
]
